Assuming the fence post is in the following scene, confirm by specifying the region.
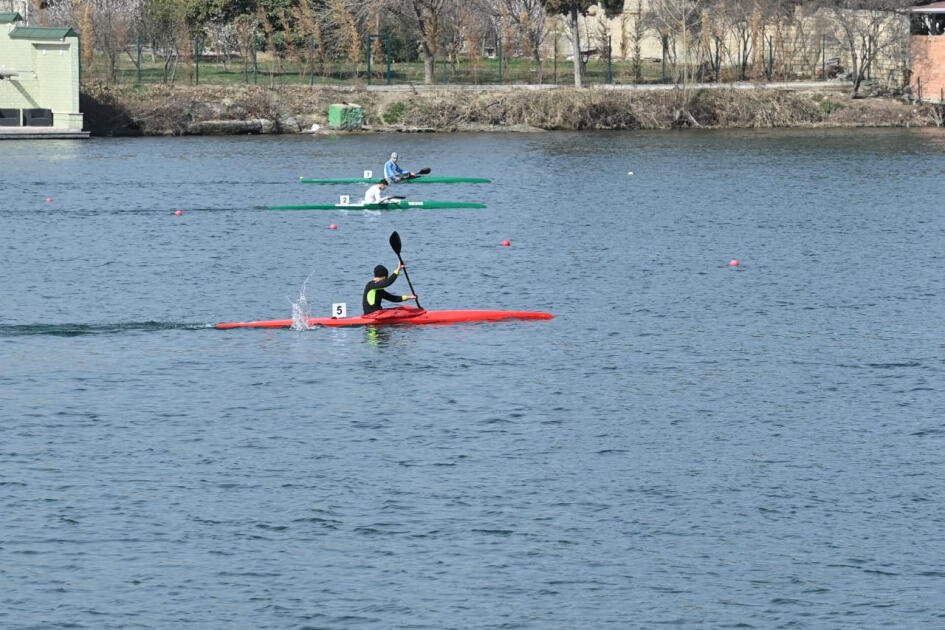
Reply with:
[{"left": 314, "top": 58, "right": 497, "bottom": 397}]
[
  {"left": 661, "top": 35, "right": 667, "bottom": 83},
  {"left": 498, "top": 35, "right": 503, "bottom": 84},
  {"left": 821, "top": 35, "right": 825, "bottom": 80},
  {"left": 553, "top": 33, "right": 557, "bottom": 85},
  {"left": 607, "top": 35, "right": 612, "bottom": 84},
  {"left": 385, "top": 34, "right": 391, "bottom": 85},
  {"left": 442, "top": 37, "right": 448, "bottom": 84},
  {"left": 310, "top": 36, "right": 315, "bottom": 86},
  {"left": 194, "top": 36, "right": 200, "bottom": 85},
  {"left": 715, "top": 36, "right": 720, "bottom": 82},
  {"left": 365, "top": 34, "right": 391, "bottom": 86},
  {"left": 253, "top": 34, "right": 258, "bottom": 85},
  {"left": 136, "top": 32, "right": 142, "bottom": 84},
  {"left": 767, "top": 36, "right": 773, "bottom": 81}
]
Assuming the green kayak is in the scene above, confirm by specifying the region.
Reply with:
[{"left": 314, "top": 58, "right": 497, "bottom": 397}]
[
  {"left": 299, "top": 176, "right": 491, "bottom": 184},
  {"left": 270, "top": 200, "right": 487, "bottom": 211}
]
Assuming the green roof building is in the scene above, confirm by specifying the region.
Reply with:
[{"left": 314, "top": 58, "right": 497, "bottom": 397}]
[{"left": 0, "top": 12, "right": 85, "bottom": 136}]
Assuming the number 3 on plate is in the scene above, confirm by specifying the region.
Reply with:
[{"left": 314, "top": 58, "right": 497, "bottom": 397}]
[{"left": 332, "top": 302, "right": 347, "bottom": 318}]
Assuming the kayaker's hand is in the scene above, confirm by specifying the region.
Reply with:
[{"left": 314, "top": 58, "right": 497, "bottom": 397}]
[
  {"left": 407, "top": 295, "right": 417, "bottom": 300},
  {"left": 397, "top": 262, "right": 405, "bottom": 272}
]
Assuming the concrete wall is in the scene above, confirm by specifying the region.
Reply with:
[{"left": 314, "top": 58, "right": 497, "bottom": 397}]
[
  {"left": 911, "top": 35, "right": 945, "bottom": 102},
  {"left": 0, "top": 22, "right": 83, "bottom": 129}
]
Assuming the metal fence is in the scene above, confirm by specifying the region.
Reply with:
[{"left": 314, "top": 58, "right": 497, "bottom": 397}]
[{"left": 79, "top": 32, "right": 900, "bottom": 90}]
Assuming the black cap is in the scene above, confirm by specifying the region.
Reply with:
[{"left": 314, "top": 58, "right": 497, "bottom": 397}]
[{"left": 374, "top": 265, "right": 388, "bottom": 278}]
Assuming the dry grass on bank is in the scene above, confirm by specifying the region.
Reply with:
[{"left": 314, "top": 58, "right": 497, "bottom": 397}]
[{"left": 80, "top": 83, "right": 942, "bottom": 136}]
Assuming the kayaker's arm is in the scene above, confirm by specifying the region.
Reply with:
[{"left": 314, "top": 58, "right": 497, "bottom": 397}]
[{"left": 376, "top": 289, "right": 413, "bottom": 304}]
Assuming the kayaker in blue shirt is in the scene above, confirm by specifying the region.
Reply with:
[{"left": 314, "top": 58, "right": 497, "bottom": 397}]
[
  {"left": 384, "top": 152, "right": 416, "bottom": 183},
  {"left": 362, "top": 263, "right": 416, "bottom": 314}
]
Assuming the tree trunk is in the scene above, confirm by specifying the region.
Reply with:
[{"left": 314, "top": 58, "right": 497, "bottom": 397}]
[
  {"left": 569, "top": 7, "right": 584, "bottom": 88},
  {"left": 533, "top": 46, "right": 543, "bottom": 84},
  {"left": 422, "top": 44, "right": 435, "bottom": 84}
]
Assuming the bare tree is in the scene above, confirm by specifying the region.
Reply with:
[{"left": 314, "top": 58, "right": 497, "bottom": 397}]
[
  {"left": 717, "top": 0, "right": 754, "bottom": 79},
  {"left": 824, "top": 0, "right": 911, "bottom": 96},
  {"left": 91, "top": 0, "right": 138, "bottom": 81},
  {"left": 295, "top": 0, "right": 329, "bottom": 81},
  {"left": 626, "top": 0, "right": 646, "bottom": 82},
  {"left": 647, "top": 0, "right": 710, "bottom": 85},
  {"left": 324, "top": 0, "right": 363, "bottom": 79},
  {"left": 75, "top": 0, "right": 95, "bottom": 74},
  {"left": 233, "top": 14, "right": 257, "bottom": 82},
  {"left": 457, "top": 2, "right": 491, "bottom": 82},
  {"left": 494, "top": 0, "right": 548, "bottom": 82},
  {"left": 385, "top": 0, "right": 452, "bottom": 84},
  {"left": 138, "top": 0, "right": 188, "bottom": 82},
  {"left": 542, "top": 0, "right": 622, "bottom": 87}
]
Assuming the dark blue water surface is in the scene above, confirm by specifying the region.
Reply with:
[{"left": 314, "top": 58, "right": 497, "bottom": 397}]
[{"left": 2, "top": 129, "right": 945, "bottom": 629}]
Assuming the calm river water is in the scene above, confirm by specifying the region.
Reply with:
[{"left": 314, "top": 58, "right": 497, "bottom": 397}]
[{"left": 2, "top": 128, "right": 945, "bottom": 629}]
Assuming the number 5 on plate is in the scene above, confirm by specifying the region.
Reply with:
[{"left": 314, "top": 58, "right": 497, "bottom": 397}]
[{"left": 332, "top": 303, "right": 347, "bottom": 319}]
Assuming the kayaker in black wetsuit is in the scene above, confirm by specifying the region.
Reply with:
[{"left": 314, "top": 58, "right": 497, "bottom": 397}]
[{"left": 362, "top": 263, "right": 416, "bottom": 314}]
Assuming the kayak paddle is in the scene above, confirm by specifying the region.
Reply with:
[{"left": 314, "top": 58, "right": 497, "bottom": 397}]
[
  {"left": 389, "top": 231, "right": 421, "bottom": 309},
  {"left": 404, "top": 167, "right": 431, "bottom": 181}
]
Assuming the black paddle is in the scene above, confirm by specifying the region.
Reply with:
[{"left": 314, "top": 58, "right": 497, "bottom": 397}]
[
  {"left": 404, "top": 167, "right": 431, "bottom": 181},
  {"left": 389, "top": 231, "right": 421, "bottom": 309}
]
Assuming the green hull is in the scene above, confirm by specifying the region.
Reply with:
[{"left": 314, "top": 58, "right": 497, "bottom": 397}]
[
  {"left": 299, "top": 176, "right": 491, "bottom": 184},
  {"left": 270, "top": 200, "right": 487, "bottom": 211}
]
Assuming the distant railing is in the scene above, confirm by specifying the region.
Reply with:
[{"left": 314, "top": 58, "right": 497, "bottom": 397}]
[{"left": 78, "top": 34, "right": 896, "bottom": 91}]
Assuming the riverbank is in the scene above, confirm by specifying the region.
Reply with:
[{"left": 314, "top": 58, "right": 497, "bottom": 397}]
[{"left": 79, "top": 83, "right": 944, "bottom": 136}]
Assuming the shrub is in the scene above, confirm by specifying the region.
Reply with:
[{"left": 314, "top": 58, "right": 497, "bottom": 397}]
[{"left": 383, "top": 101, "right": 405, "bottom": 124}]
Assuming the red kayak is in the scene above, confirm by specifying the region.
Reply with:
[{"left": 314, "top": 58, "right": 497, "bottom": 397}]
[{"left": 216, "top": 306, "right": 553, "bottom": 329}]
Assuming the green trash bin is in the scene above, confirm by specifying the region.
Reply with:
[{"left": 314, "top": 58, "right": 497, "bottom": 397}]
[{"left": 328, "top": 103, "right": 363, "bottom": 130}]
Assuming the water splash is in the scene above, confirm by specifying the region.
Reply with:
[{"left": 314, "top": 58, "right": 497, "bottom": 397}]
[{"left": 289, "top": 270, "right": 318, "bottom": 331}]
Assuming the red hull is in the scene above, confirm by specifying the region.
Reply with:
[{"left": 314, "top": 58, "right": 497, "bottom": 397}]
[{"left": 216, "top": 306, "right": 553, "bottom": 329}]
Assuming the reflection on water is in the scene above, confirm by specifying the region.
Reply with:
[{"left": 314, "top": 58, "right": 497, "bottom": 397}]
[
  {"left": 907, "top": 125, "right": 945, "bottom": 152},
  {"left": 1, "top": 138, "right": 86, "bottom": 161},
  {"left": 364, "top": 325, "right": 394, "bottom": 346}
]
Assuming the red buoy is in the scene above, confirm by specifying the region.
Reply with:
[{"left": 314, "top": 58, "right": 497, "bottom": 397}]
[
  {"left": 174, "top": 210, "right": 182, "bottom": 216},
  {"left": 729, "top": 259, "right": 739, "bottom": 267},
  {"left": 501, "top": 239, "right": 511, "bottom": 247},
  {"left": 45, "top": 197, "right": 53, "bottom": 202},
  {"left": 329, "top": 224, "right": 337, "bottom": 230}
]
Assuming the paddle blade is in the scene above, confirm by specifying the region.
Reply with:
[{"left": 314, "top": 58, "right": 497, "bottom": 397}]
[
  {"left": 418, "top": 167, "right": 431, "bottom": 175},
  {"left": 389, "top": 231, "right": 402, "bottom": 255}
]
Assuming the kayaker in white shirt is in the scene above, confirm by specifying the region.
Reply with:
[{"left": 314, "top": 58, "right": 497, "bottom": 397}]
[{"left": 363, "top": 179, "right": 395, "bottom": 204}]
